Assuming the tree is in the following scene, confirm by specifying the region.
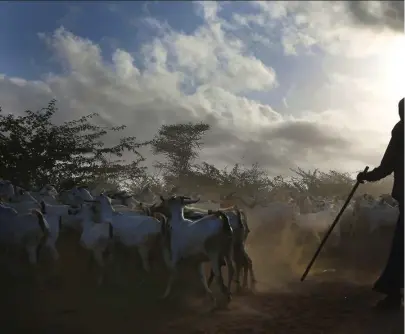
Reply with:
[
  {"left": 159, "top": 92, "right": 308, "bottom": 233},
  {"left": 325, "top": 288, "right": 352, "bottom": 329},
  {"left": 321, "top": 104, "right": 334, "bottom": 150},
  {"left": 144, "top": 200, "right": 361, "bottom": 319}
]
[
  {"left": 191, "top": 161, "right": 274, "bottom": 203},
  {"left": 287, "top": 168, "right": 393, "bottom": 198},
  {"left": 151, "top": 121, "right": 210, "bottom": 187},
  {"left": 0, "top": 100, "right": 147, "bottom": 189},
  {"left": 126, "top": 171, "right": 165, "bottom": 202}
]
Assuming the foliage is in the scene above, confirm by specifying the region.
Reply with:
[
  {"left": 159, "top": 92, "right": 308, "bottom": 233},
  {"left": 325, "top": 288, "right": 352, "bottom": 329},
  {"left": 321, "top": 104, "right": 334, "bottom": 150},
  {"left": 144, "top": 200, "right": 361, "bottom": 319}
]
[
  {"left": 0, "top": 100, "right": 393, "bottom": 200},
  {"left": 188, "top": 163, "right": 392, "bottom": 202},
  {"left": 190, "top": 163, "right": 392, "bottom": 201},
  {"left": 191, "top": 162, "right": 273, "bottom": 199},
  {"left": 151, "top": 122, "right": 210, "bottom": 183},
  {"left": 125, "top": 172, "right": 166, "bottom": 202},
  {"left": 289, "top": 168, "right": 354, "bottom": 197},
  {"left": 0, "top": 100, "right": 147, "bottom": 189}
]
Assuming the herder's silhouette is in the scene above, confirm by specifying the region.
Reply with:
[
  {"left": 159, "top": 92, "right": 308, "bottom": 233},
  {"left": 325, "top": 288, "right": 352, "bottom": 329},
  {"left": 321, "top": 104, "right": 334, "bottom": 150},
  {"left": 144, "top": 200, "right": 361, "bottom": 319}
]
[{"left": 357, "top": 97, "right": 404, "bottom": 310}]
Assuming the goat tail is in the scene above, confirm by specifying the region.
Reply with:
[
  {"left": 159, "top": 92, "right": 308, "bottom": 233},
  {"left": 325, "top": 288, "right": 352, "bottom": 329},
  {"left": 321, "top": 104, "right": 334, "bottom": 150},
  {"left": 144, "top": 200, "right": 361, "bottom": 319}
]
[
  {"left": 214, "top": 210, "right": 233, "bottom": 237},
  {"left": 154, "top": 212, "right": 170, "bottom": 236},
  {"left": 237, "top": 209, "right": 250, "bottom": 241},
  {"left": 153, "top": 212, "right": 171, "bottom": 255},
  {"left": 31, "top": 208, "right": 50, "bottom": 260},
  {"left": 108, "top": 222, "right": 114, "bottom": 239},
  {"left": 153, "top": 212, "right": 167, "bottom": 224},
  {"left": 143, "top": 205, "right": 152, "bottom": 217},
  {"left": 40, "top": 200, "right": 46, "bottom": 214},
  {"left": 31, "top": 209, "right": 50, "bottom": 235},
  {"left": 235, "top": 209, "right": 244, "bottom": 229}
]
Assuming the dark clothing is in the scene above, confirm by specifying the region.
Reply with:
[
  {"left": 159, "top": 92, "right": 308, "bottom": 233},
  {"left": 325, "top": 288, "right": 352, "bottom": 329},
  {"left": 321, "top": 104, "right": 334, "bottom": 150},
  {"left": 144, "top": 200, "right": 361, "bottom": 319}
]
[
  {"left": 373, "top": 202, "right": 404, "bottom": 296},
  {"left": 364, "top": 120, "right": 404, "bottom": 201},
  {"left": 364, "top": 118, "right": 404, "bottom": 297}
]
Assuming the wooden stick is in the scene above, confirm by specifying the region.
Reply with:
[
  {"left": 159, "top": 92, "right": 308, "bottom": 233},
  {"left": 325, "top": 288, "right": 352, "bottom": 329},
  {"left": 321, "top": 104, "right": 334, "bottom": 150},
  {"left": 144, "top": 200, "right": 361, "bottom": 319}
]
[{"left": 300, "top": 166, "right": 369, "bottom": 282}]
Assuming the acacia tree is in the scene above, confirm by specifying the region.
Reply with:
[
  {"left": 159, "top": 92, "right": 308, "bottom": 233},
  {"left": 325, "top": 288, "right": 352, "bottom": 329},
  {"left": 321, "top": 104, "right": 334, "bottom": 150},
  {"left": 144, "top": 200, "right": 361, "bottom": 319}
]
[
  {"left": 288, "top": 168, "right": 353, "bottom": 197},
  {"left": 151, "top": 121, "right": 210, "bottom": 187},
  {"left": 125, "top": 171, "right": 166, "bottom": 202},
  {"left": 191, "top": 161, "right": 274, "bottom": 203},
  {"left": 0, "top": 100, "right": 147, "bottom": 189}
]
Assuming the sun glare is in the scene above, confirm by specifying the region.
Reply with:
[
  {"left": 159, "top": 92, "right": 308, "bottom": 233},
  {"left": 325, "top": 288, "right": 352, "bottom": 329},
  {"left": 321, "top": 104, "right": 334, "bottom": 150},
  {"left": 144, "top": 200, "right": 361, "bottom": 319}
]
[{"left": 374, "top": 34, "right": 405, "bottom": 100}]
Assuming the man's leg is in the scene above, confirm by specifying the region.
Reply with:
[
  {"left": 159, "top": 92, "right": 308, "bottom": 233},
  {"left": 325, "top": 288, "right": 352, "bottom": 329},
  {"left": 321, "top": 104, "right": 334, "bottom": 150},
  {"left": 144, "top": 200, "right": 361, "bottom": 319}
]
[{"left": 373, "top": 203, "right": 404, "bottom": 310}]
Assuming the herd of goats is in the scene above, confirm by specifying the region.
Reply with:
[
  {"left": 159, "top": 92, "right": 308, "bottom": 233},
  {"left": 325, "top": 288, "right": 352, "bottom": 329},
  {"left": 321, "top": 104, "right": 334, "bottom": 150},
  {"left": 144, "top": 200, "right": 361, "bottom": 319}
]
[{"left": 0, "top": 179, "right": 400, "bottom": 307}]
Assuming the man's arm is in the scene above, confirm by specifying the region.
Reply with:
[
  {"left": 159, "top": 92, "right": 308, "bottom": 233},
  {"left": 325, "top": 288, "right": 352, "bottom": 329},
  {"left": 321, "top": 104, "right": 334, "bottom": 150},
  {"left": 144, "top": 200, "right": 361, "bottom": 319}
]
[{"left": 363, "top": 124, "right": 400, "bottom": 182}]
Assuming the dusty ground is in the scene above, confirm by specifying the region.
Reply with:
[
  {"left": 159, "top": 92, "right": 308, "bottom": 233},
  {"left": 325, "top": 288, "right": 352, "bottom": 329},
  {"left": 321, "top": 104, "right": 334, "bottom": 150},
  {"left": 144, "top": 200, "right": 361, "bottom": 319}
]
[{"left": 1, "top": 228, "right": 403, "bottom": 334}]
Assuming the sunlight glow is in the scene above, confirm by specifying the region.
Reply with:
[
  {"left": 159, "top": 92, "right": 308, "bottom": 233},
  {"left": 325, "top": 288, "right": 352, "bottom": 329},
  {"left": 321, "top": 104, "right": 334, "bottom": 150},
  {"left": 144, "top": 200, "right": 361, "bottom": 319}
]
[{"left": 374, "top": 35, "right": 405, "bottom": 100}]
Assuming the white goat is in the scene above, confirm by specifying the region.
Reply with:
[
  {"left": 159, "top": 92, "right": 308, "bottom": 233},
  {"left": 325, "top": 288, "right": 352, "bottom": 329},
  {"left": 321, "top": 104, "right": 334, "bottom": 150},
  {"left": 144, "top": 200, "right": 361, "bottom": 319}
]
[
  {"left": 379, "top": 194, "right": 398, "bottom": 207},
  {"left": 64, "top": 203, "right": 114, "bottom": 285},
  {"left": 156, "top": 195, "right": 234, "bottom": 306},
  {"left": 7, "top": 188, "right": 40, "bottom": 214},
  {"left": 38, "top": 201, "right": 68, "bottom": 262},
  {"left": 60, "top": 187, "right": 144, "bottom": 216},
  {"left": 32, "top": 184, "right": 59, "bottom": 205},
  {"left": 59, "top": 186, "right": 94, "bottom": 205},
  {"left": 0, "top": 205, "right": 50, "bottom": 265},
  {"left": 295, "top": 207, "right": 340, "bottom": 245},
  {"left": 110, "top": 204, "right": 146, "bottom": 216},
  {"left": 0, "top": 180, "right": 14, "bottom": 200},
  {"left": 353, "top": 197, "right": 399, "bottom": 234},
  {"left": 238, "top": 199, "right": 300, "bottom": 234},
  {"left": 208, "top": 206, "right": 256, "bottom": 292},
  {"left": 0, "top": 202, "right": 18, "bottom": 215},
  {"left": 86, "top": 193, "right": 167, "bottom": 273},
  {"left": 178, "top": 204, "right": 255, "bottom": 292},
  {"left": 108, "top": 191, "right": 140, "bottom": 208}
]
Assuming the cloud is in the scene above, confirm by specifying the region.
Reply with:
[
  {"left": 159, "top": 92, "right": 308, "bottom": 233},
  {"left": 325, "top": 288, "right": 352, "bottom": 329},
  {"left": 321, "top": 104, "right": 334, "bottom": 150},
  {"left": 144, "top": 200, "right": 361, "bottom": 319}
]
[
  {"left": 239, "top": 1, "right": 403, "bottom": 57},
  {"left": 0, "top": 2, "right": 400, "bottom": 177},
  {"left": 346, "top": 1, "right": 404, "bottom": 33}
]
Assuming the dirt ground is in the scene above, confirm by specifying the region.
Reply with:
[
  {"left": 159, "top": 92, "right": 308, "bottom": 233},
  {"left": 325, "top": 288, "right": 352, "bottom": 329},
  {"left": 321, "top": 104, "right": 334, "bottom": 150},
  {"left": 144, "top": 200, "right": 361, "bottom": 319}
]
[{"left": 1, "top": 228, "right": 403, "bottom": 334}]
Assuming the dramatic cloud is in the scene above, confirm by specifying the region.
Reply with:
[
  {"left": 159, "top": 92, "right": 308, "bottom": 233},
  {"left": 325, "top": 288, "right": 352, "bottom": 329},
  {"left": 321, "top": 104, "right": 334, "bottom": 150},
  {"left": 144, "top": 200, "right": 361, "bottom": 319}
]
[
  {"left": 346, "top": 1, "right": 404, "bottom": 32},
  {"left": 0, "top": 1, "right": 403, "bottom": 176}
]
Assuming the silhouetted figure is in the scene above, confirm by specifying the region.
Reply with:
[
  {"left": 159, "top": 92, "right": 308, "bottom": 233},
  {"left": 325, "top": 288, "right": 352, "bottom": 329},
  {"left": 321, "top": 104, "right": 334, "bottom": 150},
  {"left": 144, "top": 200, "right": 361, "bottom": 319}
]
[{"left": 357, "top": 98, "right": 404, "bottom": 311}]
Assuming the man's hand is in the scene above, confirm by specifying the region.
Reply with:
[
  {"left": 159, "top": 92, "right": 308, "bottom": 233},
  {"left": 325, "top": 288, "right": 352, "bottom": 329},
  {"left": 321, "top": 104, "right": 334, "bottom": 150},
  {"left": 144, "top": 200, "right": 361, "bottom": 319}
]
[{"left": 356, "top": 171, "right": 367, "bottom": 184}]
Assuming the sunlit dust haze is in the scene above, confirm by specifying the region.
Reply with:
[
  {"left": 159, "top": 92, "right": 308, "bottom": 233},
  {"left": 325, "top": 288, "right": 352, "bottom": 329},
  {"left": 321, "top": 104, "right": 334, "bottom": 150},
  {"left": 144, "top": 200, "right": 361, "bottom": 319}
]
[{"left": 1, "top": 1, "right": 404, "bottom": 176}]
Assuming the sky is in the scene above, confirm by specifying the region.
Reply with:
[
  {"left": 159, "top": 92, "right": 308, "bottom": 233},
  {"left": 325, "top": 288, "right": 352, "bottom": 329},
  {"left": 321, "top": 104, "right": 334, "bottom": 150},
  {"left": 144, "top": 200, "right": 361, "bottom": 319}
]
[{"left": 0, "top": 1, "right": 404, "bottom": 177}]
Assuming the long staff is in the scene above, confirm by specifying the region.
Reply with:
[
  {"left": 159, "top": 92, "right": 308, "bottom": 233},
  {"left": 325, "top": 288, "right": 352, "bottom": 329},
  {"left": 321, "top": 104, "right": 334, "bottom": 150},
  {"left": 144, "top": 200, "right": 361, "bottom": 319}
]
[{"left": 300, "top": 166, "right": 369, "bottom": 282}]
